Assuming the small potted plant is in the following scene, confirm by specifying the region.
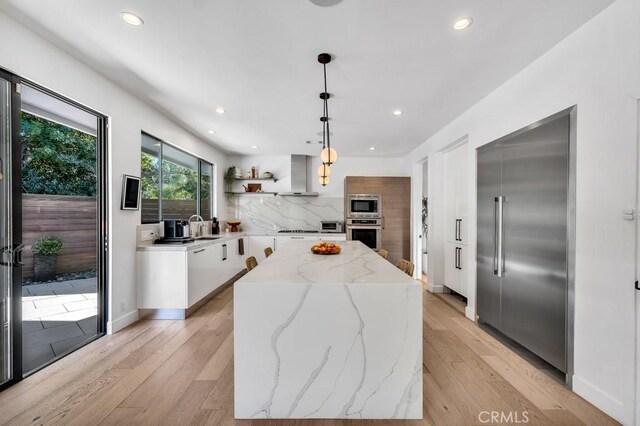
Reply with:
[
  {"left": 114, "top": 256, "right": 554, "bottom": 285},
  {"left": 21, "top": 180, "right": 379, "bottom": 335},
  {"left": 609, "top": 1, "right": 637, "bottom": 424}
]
[
  {"left": 32, "top": 236, "right": 64, "bottom": 282},
  {"left": 224, "top": 166, "right": 237, "bottom": 193}
]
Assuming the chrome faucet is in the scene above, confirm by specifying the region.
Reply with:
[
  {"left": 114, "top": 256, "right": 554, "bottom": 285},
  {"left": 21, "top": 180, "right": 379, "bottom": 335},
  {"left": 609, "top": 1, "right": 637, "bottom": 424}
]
[{"left": 188, "top": 215, "right": 205, "bottom": 237}]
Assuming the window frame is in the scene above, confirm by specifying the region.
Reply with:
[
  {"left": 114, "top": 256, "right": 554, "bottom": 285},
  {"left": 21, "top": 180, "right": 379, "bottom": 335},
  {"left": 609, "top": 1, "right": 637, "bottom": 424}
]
[{"left": 141, "top": 131, "right": 215, "bottom": 224}]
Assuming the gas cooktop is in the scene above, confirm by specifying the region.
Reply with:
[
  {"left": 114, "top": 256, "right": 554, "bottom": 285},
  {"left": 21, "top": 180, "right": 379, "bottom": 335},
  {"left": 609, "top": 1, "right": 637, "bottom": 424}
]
[{"left": 278, "top": 230, "right": 319, "bottom": 234}]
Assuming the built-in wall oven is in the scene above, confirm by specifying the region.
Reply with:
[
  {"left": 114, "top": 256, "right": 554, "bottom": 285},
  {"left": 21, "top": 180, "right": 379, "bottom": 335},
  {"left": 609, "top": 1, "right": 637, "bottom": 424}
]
[
  {"left": 347, "top": 194, "right": 381, "bottom": 218},
  {"left": 346, "top": 218, "right": 382, "bottom": 251}
]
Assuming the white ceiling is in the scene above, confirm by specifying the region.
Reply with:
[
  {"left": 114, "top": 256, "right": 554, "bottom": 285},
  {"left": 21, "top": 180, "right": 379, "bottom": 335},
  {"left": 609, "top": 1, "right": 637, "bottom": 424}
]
[{"left": 1, "top": 0, "right": 615, "bottom": 157}]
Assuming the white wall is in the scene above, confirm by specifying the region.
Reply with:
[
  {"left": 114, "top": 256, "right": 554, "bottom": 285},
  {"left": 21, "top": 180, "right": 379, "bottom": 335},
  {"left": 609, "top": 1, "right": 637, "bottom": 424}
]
[
  {"left": 0, "top": 11, "right": 230, "bottom": 334},
  {"left": 228, "top": 155, "right": 408, "bottom": 197},
  {"left": 405, "top": 0, "right": 640, "bottom": 423}
]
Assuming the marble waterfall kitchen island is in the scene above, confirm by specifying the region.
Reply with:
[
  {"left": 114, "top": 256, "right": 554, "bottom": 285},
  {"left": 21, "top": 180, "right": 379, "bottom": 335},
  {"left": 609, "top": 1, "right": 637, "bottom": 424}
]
[{"left": 234, "top": 241, "right": 422, "bottom": 420}]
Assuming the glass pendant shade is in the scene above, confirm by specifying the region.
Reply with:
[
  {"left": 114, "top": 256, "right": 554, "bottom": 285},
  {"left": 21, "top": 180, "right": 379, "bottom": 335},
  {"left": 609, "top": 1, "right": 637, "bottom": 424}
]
[
  {"left": 321, "top": 147, "right": 338, "bottom": 165},
  {"left": 317, "top": 164, "right": 331, "bottom": 177},
  {"left": 319, "top": 176, "right": 330, "bottom": 186}
]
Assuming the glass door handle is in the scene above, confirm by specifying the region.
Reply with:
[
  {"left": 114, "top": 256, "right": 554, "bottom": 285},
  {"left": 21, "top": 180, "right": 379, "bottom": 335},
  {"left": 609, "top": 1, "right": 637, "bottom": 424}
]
[
  {"left": 0, "top": 244, "right": 24, "bottom": 267},
  {"left": 13, "top": 244, "right": 24, "bottom": 266}
]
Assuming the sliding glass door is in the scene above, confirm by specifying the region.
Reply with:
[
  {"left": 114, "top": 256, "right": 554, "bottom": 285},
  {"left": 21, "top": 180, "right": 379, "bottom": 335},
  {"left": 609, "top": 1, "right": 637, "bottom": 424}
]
[
  {"left": 0, "top": 67, "right": 108, "bottom": 389},
  {"left": 20, "top": 83, "right": 107, "bottom": 374},
  {"left": 0, "top": 74, "right": 12, "bottom": 387},
  {"left": 0, "top": 71, "right": 22, "bottom": 389}
]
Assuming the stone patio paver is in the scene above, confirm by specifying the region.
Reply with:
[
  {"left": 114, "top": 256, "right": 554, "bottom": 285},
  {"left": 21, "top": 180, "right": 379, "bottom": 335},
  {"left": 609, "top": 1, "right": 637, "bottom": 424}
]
[
  {"left": 33, "top": 294, "right": 86, "bottom": 309},
  {"left": 40, "top": 307, "right": 97, "bottom": 322},
  {"left": 22, "top": 277, "right": 98, "bottom": 372},
  {"left": 63, "top": 299, "right": 97, "bottom": 312}
]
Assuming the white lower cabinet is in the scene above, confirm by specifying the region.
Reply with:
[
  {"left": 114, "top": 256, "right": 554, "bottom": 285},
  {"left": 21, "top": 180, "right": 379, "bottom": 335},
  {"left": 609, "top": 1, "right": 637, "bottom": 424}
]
[
  {"left": 276, "top": 235, "right": 319, "bottom": 248},
  {"left": 187, "top": 243, "right": 221, "bottom": 307},
  {"left": 275, "top": 234, "right": 347, "bottom": 249},
  {"left": 248, "top": 236, "right": 277, "bottom": 261},
  {"left": 137, "top": 236, "right": 246, "bottom": 312},
  {"left": 444, "top": 242, "right": 467, "bottom": 297},
  {"left": 247, "top": 235, "right": 346, "bottom": 262}
]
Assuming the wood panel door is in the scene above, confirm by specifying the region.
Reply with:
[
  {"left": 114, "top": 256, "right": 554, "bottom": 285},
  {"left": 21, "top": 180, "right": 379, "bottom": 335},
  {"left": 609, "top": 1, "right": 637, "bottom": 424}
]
[{"left": 345, "top": 176, "right": 410, "bottom": 266}]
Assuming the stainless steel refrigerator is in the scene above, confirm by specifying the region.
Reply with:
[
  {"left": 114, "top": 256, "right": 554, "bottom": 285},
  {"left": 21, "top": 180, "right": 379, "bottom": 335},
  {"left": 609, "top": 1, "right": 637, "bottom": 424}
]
[{"left": 477, "top": 112, "right": 571, "bottom": 373}]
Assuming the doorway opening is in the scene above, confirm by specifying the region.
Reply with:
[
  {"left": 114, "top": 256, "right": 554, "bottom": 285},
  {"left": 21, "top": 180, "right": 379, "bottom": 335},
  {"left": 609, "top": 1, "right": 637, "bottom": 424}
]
[
  {"left": 20, "top": 84, "right": 107, "bottom": 374},
  {"left": 0, "top": 69, "right": 108, "bottom": 390}
]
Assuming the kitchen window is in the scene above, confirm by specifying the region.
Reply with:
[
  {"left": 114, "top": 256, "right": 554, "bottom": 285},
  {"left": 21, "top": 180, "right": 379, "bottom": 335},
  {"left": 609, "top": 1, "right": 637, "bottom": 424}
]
[{"left": 141, "top": 132, "right": 215, "bottom": 223}]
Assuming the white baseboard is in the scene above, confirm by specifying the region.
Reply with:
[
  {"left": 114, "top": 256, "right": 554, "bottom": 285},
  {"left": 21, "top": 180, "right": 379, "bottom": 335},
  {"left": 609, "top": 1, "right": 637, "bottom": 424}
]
[
  {"left": 107, "top": 309, "right": 139, "bottom": 335},
  {"left": 427, "top": 282, "right": 444, "bottom": 293},
  {"left": 464, "top": 305, "right": 476, "bottom": 321},
  {"left": 572, "top": 375, "right": 629, "bottom": 425}
]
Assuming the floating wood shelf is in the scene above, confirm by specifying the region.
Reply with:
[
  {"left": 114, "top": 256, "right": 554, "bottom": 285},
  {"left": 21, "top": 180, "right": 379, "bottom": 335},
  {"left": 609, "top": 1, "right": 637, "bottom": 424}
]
[
  {"left": 225, "top": 192, "right": 278, "bottom": 196},
  {"left": 235, "top": 178, "right": 278, "bottom": 182}
]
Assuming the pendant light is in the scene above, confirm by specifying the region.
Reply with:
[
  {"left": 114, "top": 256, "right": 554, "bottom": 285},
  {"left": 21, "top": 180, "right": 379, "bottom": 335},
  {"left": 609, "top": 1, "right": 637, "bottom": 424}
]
[
  {"left": 317, "top": 79, "right": 331, "bottom": 186},
  {"left": 318, "top": 53, "right": 338, "bottom": 171}
]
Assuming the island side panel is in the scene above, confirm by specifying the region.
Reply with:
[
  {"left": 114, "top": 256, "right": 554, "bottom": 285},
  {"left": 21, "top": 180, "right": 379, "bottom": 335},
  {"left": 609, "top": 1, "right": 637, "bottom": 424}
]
[{"left": 234, "top": 282, "right": 422, "bottom": 420}]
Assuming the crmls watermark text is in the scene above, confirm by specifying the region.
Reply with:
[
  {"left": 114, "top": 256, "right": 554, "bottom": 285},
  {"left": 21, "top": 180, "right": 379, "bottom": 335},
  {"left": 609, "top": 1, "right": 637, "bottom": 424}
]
[{"left": 478, "top": 411, "right": 530, "bottom": 424}]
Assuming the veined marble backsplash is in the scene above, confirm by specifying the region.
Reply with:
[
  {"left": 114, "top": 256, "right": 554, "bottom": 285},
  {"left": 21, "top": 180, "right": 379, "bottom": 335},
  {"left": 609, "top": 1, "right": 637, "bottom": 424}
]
[{"left": 226, "top": 196, "right": 343, "bottom": 233}]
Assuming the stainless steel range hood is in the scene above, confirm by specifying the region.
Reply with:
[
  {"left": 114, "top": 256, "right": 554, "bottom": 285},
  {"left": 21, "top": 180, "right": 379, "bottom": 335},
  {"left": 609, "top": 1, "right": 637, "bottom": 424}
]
[{"left": 279, "top": 155, "right": 318, "bottom": 196}]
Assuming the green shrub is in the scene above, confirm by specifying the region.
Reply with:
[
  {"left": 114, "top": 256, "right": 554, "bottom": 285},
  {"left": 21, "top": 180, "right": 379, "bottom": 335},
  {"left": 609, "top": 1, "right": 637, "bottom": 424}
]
[{"left": 32, "top": 236, "right": 64, "bottom": 256}]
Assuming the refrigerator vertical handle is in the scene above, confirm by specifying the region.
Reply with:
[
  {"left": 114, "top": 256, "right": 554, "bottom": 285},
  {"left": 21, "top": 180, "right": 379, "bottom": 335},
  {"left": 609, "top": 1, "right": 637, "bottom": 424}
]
[
  {"left": 493, "top": 198, "right": 499, "bottom": 274},
  {"left": 495, "top": 196, "right": 505, "bottom": 277},
  {"left": 458, "top": 219, "right": 462, "bottom": 242}
]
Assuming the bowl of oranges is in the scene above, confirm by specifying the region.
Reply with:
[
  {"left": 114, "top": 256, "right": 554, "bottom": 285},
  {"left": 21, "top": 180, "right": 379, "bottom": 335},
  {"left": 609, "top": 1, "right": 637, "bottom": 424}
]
[{"left": 311, "top": 241, "right": 341, "bottom": 255}]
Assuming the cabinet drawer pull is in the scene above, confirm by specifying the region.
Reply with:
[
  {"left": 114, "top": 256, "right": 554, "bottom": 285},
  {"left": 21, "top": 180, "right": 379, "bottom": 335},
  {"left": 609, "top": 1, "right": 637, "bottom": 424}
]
[{"left": 193, "top": 249, "right": 205, "bottom": 254}]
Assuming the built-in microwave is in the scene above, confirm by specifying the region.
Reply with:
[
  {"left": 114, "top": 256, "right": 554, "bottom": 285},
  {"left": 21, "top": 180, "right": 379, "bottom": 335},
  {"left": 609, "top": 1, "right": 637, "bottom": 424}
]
[{"left": 347, "top": 194, "right": 382, "bottom": 218}]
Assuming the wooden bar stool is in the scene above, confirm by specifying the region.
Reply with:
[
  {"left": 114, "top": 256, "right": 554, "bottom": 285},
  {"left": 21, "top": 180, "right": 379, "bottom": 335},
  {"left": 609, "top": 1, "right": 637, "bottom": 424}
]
[
  {"left": 396, "top": 259, "right": 415, "bottom": 277},
  {"left": 264, "top": 247, "right": 273, "bottom": 258},
  {"left": 378, "top": 249, "right": 389, "bottom": 260},
  {"left": 245, "top": 256, "right": 258, "bottom": 271}
]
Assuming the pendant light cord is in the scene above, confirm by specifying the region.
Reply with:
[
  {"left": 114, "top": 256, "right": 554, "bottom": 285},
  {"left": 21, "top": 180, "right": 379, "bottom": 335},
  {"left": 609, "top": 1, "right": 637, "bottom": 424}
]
[{"left": 323, "top": 63, "right": 332, "bottom": 163}]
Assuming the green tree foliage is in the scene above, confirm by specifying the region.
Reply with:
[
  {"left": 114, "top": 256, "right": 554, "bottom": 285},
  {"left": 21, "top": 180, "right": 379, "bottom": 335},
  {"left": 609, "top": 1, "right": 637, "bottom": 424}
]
[
  {"left": 141, "top": 152, "right": 159, "bottom": 199},
  {"left": 21, "top": 112, "right": 96, "bottom": 196},
  {"left": 140, "top": 147, "right": 198, "bottom": 201},
  {"left": 161, "top": 160, "right": 197, "bottom": 200}
]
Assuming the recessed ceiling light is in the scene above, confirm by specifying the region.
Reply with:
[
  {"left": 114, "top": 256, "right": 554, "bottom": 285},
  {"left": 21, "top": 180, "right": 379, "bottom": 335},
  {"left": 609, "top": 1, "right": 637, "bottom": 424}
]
[
  {"left": 369, "top": 146, "right": 376, "bottom": 151},
  {"left": 215, "top": 107, "right": 226, "bottom": 114},
  {"left": 251, "top": 145, "right": 258, "bottom": 149},
  {"left": 121, "top": 11, "right": 144, "bottom": 26},
  {"left": 207, "top": 130, "right": 216, "bottom": 134},
  {"left": 453, "top": 17, "right": 473, "bottom": 30},
  {"left": 393, "top": 110, "right": 403, "bottom": 116}
]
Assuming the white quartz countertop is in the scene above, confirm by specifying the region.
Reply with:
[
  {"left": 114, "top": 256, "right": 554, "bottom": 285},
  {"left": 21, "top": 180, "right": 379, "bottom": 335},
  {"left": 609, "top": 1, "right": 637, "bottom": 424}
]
[
  {"left": 236, "top": 241, "right": 418, "bottom": 286},
  {"left": 246, "top": 232, "right": 346, "bottom": 237},
  {"left": 137, "top": 233, "right": 246, "bottom": 252}
]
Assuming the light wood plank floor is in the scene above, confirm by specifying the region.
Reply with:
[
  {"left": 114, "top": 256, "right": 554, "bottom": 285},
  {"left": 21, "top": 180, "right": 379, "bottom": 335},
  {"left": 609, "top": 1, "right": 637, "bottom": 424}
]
[{"left": 0, "top": 284, "right": 617, "bottom": 425}]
